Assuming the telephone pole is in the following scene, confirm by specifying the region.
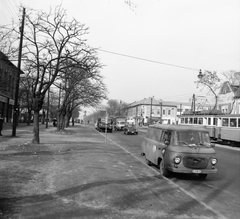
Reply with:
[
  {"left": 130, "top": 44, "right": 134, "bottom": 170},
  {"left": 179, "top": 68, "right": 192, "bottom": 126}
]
[{"left": 12, "top": 7, "right": 25, "bottom": 137}]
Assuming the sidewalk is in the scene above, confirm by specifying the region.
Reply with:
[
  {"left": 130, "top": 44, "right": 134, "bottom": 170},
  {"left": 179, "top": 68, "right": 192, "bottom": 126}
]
[{"left": 0, "top": 124, "right": 223, "bottom": 219}]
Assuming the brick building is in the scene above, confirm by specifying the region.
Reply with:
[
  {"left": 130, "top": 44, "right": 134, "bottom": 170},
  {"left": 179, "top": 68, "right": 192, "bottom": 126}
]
[{"left": 0, "top": 51, "right": 19, "bottom": 123}]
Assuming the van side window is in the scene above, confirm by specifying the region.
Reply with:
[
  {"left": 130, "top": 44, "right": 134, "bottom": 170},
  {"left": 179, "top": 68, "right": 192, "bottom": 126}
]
[
  {"left": 146, "top": 128, "right": 151, "bottom": 138},
  {"left": 147, "top": 128, "right": 161, "bottom": 141},
  {"left": 161, "top": 131, "right": 171, "bottom": 144},
  {"left": 152, "top": 128, "right": 161, "bottom": 141}
]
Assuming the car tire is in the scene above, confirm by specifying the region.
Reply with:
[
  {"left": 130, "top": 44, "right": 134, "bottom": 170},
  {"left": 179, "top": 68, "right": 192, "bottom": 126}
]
[
  {"left": 146, "top": 158, "right": 152, "bottom": 166},
  {"left": 159, "top": 159, "right": 170, "bottom": 177},
  {"left": 198, "top": 174, "right": 208, "bottom": 179}
]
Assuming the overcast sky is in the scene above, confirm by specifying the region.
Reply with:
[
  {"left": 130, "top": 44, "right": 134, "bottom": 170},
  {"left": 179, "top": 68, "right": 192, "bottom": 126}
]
[{"left": 1, "top": 0, "right": 240, "bottom": 107}]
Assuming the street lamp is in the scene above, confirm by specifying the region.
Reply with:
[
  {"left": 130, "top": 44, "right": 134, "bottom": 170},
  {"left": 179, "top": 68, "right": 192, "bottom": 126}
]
[
  {"left": 159, "top": 101, "right": 163, "bottom": 124},
  {"left": 197, "top": 69, "right": 203, "bottom": 79},
  {"left": 150, "top": 96, "right": 154, "bottom": 125}
]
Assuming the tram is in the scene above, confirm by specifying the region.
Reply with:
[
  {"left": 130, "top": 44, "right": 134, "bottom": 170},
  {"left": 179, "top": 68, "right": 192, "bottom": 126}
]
[{"left": 178, "top": 113, "right": 240, "bottom": 146}]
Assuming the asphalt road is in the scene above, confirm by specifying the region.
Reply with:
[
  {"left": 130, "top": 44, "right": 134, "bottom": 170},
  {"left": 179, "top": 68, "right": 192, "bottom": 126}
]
[{"left": 104, "top": 128, "right": 240, "bottom": 219}]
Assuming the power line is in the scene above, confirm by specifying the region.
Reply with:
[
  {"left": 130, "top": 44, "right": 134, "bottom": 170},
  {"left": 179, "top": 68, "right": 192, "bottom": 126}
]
[
  {"left": 98, "top": 49, "right": 199, "bottom": 71},
  {"left": 2, "top": 0, "right": 18, "bottom": 21}
]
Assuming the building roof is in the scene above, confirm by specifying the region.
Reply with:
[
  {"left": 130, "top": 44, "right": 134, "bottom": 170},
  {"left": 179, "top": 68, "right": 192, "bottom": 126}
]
[
  {"left": 0, "top": 51, "right": 24, "bottom": 74},
  {"left": 128, "top": 97, "right": 187, "bottom": 107},
  {"left": 234, "top": 87, "right": 240, "bottom": 98}
]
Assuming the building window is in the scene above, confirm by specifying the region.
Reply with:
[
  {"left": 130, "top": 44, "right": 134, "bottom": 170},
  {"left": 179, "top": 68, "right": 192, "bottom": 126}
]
[
  {"left": 163, "top": 110, "right": 165, "bottom": 115},
  {"left": 168, "top": 110, "right": 171, "bottom": 115}
]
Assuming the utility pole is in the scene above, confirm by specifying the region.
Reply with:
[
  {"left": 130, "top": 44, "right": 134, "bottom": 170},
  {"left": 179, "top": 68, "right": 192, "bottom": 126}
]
[
  {"left": 58, "top": 83, "right": 61, "bottom": 108},
  {"left": 136, "top": 105, "right": 138, "bottom": 127},
  {"left": 12, "top": 7, "right": 25, "bottom": 137},
  {"left": 46, "top": 68, "right": 50, "bottom": 128},
  {"left": 150, "top": 96, "right": 153, "bottom": 125},
  {"left": 191, "top": 94, "right": 196, "bottom": 113},
  {"left": 160, "top": 101, "right": 163, "bottom": 124}
]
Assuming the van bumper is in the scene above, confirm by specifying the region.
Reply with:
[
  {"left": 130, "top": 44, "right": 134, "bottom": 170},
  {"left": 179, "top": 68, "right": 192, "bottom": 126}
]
[{"left": 167, "top": 167, "right": 217, "bottom": 174}]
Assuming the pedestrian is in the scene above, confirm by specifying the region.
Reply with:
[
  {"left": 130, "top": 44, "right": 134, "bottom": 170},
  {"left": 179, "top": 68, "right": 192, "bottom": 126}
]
[
  {"left": 53, "top": 118, "right": 57, "bottom": 127},
  {"left": 72, "top": 118, "right": 74, "bottom": 126},
  {"left": 0, "top": 114, "right": 4, "bottom": 136}
]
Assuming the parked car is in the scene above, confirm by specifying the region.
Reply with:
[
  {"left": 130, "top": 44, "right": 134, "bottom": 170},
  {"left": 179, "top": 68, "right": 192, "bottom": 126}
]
[
  {"left": 141, "top": 124, "right": 218, "bottom": 178},
  {"left": 123, "top": 124, "right": 138, "bottom": 135}
]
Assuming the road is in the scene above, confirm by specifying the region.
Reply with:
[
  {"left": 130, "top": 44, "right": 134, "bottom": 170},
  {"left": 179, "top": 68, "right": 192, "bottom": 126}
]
[{"left": 103, "top": 128, "right": 240, "bottom": 219}]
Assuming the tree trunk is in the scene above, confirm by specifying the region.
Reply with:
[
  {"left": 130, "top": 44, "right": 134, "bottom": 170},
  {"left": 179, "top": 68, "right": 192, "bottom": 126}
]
[
  {"left": 27, "top": 109, "right": 31, "bottom": 125},
  {"left": 42, "top": 110, "right": 46, "bottom": 124},
  {"left": 32, "top": 110, "right": 40, "bottom": 144},
  {"left": 58, "top": 113, "right": 66, "bottom": 131}
]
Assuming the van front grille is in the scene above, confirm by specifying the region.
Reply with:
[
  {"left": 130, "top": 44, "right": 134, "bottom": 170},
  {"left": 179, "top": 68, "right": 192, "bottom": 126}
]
[{"left": 183, "top": 157, "right": 208, "bottom": 169}]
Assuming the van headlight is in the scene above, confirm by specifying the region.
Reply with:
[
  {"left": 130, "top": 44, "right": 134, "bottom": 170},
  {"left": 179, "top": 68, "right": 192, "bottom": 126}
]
[
  {"left": 173, "top": 156, "right": 181, "bottom": 164},
  {"left": 161, "top": 149, "right": 166, "bottom": 155},
  {"left": 211, "top": 157, "right": 218, "bottom": 165}
]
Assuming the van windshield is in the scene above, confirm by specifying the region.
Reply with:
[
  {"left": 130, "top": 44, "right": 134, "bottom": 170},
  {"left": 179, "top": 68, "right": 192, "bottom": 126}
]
[{"left": 176, "top": 131, "right": 211, "bottom": 147}]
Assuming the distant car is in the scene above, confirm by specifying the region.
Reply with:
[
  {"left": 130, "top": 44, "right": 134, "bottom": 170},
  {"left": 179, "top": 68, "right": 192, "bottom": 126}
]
[
  {"left": 75, "top": 119, "right": 80, "bottom": 123},
  {"left": 115, "top": 121, "right": 126, "bottom": 131},
  {"left": 123, "top": 124, "right": 138, "bottom": 135},
  {"left": 94, "top": 122, "right": 98, "bottom": 130},
  {"left": 141, "top": 124, "right": 218, "bottom": 178}
]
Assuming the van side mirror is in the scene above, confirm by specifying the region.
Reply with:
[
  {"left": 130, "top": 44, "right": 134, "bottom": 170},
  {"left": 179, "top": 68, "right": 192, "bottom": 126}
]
[{"left": 164, "top": 140, "right": 170, "bottom": 146}]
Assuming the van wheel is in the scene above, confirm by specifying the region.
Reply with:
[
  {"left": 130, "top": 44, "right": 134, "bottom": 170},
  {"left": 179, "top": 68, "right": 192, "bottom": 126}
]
[
  {"left": 146, "top": 158, "right": 152, "bottom": 166},
  {"left": 198, "top": 174, "right": 208, "bottom": 179},
  {"left": 159, "top": 160, "right": 170, "bottom": 177}
]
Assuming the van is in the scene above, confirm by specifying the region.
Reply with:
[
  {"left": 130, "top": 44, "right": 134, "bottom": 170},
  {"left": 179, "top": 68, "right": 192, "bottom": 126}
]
[{"left": 141, "top": 124, "right": 218, "bottom": 178}]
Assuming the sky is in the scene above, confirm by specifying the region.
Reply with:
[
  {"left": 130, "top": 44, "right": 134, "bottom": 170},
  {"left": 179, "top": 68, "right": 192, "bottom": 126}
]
[{"left": 1, "top": 0, "right": 240, "bottom": 109}]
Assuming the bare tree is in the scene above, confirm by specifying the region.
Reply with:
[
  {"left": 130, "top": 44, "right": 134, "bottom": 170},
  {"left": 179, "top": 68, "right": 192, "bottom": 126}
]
[
  {"left": 56, "top": 58, "right": 107, "bottom": 131},
  {"left": 19, "top": 70, "right": 34, "bottom": 125},
  {"left": 5, "top": 6, "right": 106, "bottom": 143},
  {"left": 195, "top": 70, "right": 221, "bottom": 112},
  {"left": 222, "top": 70, "right": 239, "bottom": 85},
  {"left": 106, "top": 99, "right": 128, "bottom": 117},
  {"left": 0, "top": 26, "right": 19, "bottom": 58}
]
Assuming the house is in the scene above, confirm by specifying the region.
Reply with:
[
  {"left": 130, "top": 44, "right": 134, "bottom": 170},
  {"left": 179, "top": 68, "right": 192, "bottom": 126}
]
[
  {"left": 217, "top": 73, "right": 240, "bottom": 114},
  {"left": 0, "top": 51, "right": 21, "bottom": 122}
]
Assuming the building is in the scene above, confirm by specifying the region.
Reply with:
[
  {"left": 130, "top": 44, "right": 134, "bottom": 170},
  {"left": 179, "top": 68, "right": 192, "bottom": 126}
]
[
  {"left": 0, "top": 51, "right": 20, "bottom": 123},
  {"left": 126, "top": 97, "right": 182, "bottom": 125},
  {"left": 217, "top": 76, "right": 240, "bottom": 114}
]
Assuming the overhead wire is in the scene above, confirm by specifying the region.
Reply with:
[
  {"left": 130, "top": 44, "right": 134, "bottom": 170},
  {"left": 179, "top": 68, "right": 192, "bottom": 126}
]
[
  {"left": 98, "top": 49, "right": 199, "bottom": 72},
  {"left": 0, "top": 0, "right": 19, "bottom": 25},
  {"left": 1, "top": 0, "right": 17, "bottom": 21}
]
